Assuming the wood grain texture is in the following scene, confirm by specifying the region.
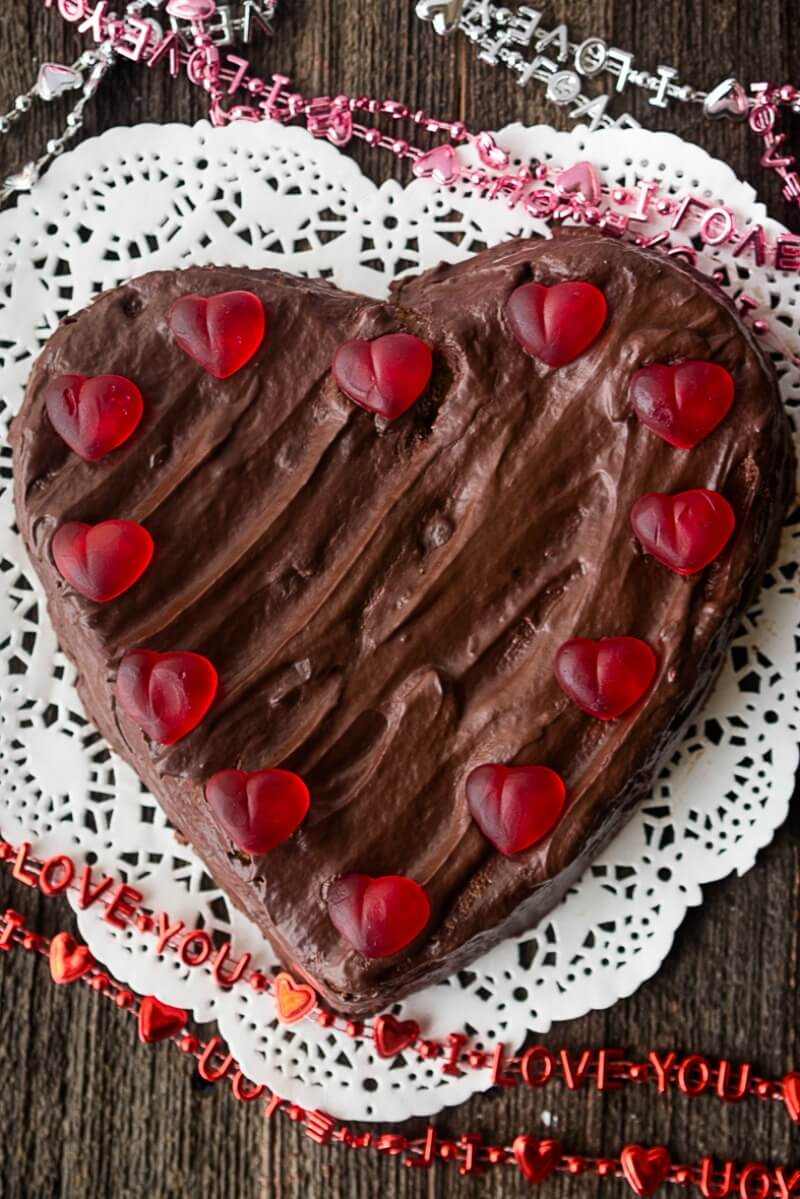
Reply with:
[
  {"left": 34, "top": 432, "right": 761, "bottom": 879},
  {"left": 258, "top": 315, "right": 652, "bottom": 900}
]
[{"left": 0, "top": 3, "right": 798, "bottom": 1197}]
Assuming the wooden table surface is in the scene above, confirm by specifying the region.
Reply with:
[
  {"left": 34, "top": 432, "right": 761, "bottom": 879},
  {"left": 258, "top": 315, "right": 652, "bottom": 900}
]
[{"left": 1, "top": 3, "right": 798, "bottom": 1197}]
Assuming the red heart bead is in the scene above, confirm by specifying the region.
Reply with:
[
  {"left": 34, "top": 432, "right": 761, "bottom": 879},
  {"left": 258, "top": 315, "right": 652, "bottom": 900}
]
[
  {"left": 45, "top": 373, "right": 144, "bottom": 461},
  {"left": 505, "top": 280, "right": 607, "bottom": 367},
  {"left": 555, "top": 636, "right": 658, "bottom": 721},
  {"left": 274, "top": 972, "right": 317, "bottom": 1024},
  {"left": 620, "top": 1145, "right": 673, "bottom": 1197},
  {"left": 631, "top": 489, "right": 735, "bottom": 576},
  {"left": 332, "top": 332, "right": 433, "bottom": 420},
  {"left": 373, "top": 1014, "right": 420, "bottom": 1058},
  {"left": 49, "top": 932, "right": 95, "bottom": 984},
  {"left": 116, "top": 649, "right": 218, "bottom": 745},
  {"left": 327, "top": 873, "right": 431, "bottom": 958},
  {"left": 205, "top": 768, "right": 310, "bottom": 855},
  {"left": 512, "top": 1136, "right": 563, "bottom": 1183},
  {"left": 783, "top": 1072, "right": 800, "bottom": 1123},
  {"left": 51, "top": 519, "right": 154, "bottom": 602},
  {"left": 138, "top": 995, "right": 188, "bottom": 1043},
  {"left": 630, "top": 360, "right": 734, "bottom": 449},
  {"left": 466, "top": 764, "right": 566, "bottom": 856},
  {"left": 169, "top": 290, "right": 266, "bottom": 379}
]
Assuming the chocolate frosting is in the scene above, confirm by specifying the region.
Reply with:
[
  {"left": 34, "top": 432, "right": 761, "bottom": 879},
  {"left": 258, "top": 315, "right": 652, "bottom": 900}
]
[{"left": 11, "top": 231, "right": 794, "bottom": 1014}]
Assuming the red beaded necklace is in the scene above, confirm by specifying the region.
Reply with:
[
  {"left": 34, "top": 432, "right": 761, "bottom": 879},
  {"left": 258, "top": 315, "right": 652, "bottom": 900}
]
[{"left": 2, "top": 897, "right": 799, "bottom": 1193}]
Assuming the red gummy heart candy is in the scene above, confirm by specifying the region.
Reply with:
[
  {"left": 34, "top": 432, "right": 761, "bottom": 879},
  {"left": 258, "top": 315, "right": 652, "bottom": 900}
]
[
  {"left": 630, "top": 360, "right": 734, "bottom": 448},
  {"left": 620, "top": 1145, "right": 672, "bottom": 1197},
  {"left": 555, "top": 636, "right": 658, "bottom": 721},
  {"left": 512, "top": 1136, "right": 563, "bottom": 1184},
  {"left": 51, "top": 519, "right": 154, "bottom": 602},
  {"left": 327, "top": 873, "right": 431, "bottom": 958},
  {"left": 332, "top": 332, "right": 433, "bottom": 420},
  {"left": 169, "top": 290, "right": 266, "bottom": 379},
  {"left": 45, "top": 373, "right": 144, "bottom": 461},
  {"left": 205, "top": 767, "right": 310, "bottom": 855},
  {"left": 631, "top": 488, "right": 735, "bottom": 576},
  {"left": 116, "top": 649, "right": 218, "bottom": 745},
  {"left": 505, "top": 280, "right": 607, "bottom": 367},
  {"left": 466, "top": 764, "right": 566, "bottom": 856}
]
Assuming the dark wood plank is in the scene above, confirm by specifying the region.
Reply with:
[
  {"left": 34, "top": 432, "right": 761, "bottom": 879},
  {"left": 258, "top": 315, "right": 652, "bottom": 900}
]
[{"left": 0, "top": 3, "right": 798, "bottom": 1197}]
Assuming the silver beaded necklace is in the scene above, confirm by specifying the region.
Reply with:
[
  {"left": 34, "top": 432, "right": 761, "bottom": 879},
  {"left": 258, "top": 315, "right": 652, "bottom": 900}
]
[
  {"left": 0, "top": 0, "right": 276, "bottom": 207},
  {"left": 416, "top": 0, "right": 759, "bottom": 131}
]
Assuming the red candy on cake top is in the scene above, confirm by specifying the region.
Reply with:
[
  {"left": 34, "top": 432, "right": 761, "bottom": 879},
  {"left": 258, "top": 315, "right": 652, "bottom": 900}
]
[
  {"left": 327, "top": 873, "right": 431, "bottom": 958},
  {"left": 505, "top": 280, "right": 607, "bottom": 367},
  {"left": 554, "top": 636, "right": 658, "bottom": 721},
  {"left": 116, "top": 649, "right": 218, "bottom": 745},
  {"left": 466, "top": 764, "right": 566, "bottom": 856},
  {"left": 631, "top": 489, "right": 736, "bottom": 576},
  {"left": 45, "top": 373, "right": 143, "bottom": 460},
  {"left": 52, "top": 519, "right": 154, "bottom": 603},
  {"left": 332, "top": 332, "right": 433, "bottom": 420},
  {"left": 206, "top": 768, "right": 310, "bottom": 856},
  {"left": 630, "top": 360, "right": 734, "bottom": 448},
  {"left": 169, "top": 290, "right": 266, "bottom": 379}
]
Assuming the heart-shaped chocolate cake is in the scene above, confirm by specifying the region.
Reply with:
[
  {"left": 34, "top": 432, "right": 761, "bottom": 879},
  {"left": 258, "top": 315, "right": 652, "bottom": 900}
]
[{"left": 11, "top": 230, "right": 794, "bottom": 1014}]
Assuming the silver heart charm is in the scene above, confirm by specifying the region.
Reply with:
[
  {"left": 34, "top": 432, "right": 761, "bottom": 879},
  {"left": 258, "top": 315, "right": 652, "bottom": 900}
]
[
  {"left": 703, "top": 78, "right": 748, "bottom": 120},
  {"left": 5, "top": 162, "right": 40, "bottom": 192},
  {"left": 37, "top": 62, "right": 83, "bottom": 103},
  {"left": 415, "top": 0, "right": 464, "bottom": 35}
]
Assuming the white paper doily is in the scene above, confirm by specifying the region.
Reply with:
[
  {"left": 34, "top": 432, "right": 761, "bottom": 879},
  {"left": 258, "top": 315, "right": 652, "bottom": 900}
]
[{"left": 0, "top": 120, "right": 797, "bottom": 1124}]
